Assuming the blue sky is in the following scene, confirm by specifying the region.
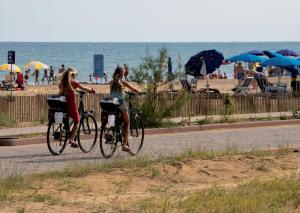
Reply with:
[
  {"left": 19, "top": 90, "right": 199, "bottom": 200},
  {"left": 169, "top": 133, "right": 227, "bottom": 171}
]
[{"left": 0, "top": 0, "right": 299, "bottom": 42}]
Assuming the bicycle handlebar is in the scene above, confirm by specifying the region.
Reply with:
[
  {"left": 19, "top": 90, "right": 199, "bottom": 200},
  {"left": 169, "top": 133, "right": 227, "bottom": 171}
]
[
  {"left": 125, "top": 91, "right": 146, "bottom": 96},
  {"left": 76, "top": 89, "right": 95, "bottom": 96},
  {"left": 76, "top": 90, "right": 86, "bottom": 95}
]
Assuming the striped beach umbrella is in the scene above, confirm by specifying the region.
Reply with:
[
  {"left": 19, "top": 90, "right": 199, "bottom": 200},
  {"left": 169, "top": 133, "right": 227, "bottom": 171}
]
[
  {"left": 0, "top": 64, "right": 22, "bottom": 73},
  {"left": 24, "top": 61, "right": 49, "bottom": 71}
]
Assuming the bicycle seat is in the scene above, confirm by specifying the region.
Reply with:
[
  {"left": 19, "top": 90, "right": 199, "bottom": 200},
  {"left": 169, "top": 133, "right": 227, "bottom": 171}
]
[{"left": 100, "top": 96, "right": 120, "bottom": 112}]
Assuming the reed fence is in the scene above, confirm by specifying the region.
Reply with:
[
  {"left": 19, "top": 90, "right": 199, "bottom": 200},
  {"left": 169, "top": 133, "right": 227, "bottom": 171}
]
[{"left": 0, "top": 93, "right": 300, "bottom": 123}]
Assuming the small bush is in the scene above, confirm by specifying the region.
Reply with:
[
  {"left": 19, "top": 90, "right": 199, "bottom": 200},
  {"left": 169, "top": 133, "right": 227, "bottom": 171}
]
[
  {"left": 0, "top": 111, "right": 17, "bottom": 128},
  {"left": 195, "top": 117, "right": 213, "bottom": 125},
  {"left": 130, "top": 48, "right": 189, "bottom": 128}
]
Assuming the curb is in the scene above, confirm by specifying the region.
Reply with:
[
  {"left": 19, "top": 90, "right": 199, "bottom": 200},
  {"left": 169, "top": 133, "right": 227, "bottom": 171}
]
[{"left": 1, "top": 119, "right": 300, "bottom": 146}]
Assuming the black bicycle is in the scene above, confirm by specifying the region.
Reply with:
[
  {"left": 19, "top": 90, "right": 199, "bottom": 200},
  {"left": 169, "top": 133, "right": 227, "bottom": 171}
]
[
  {"left": 99, "top": 92, "right": 144, "bottom": 158},
  {"left": 47, "top": 90, "right": 98, "bottom": 155}
]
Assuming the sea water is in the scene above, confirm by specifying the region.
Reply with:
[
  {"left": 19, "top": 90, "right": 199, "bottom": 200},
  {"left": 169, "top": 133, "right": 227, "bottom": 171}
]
[{"left": 0, "top": 42, "right": 299, "bottom": 83}]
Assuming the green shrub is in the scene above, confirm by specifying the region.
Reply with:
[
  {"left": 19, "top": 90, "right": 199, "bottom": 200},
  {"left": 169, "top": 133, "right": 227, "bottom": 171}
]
[
  {"left": 130, "top": 48, "right": 188, "bottom": 128},
  {"left": 0, "top": 111, "right": 17, "bottom": 128},
  {"left": 196, "top": 117, "right": 213, "bottom": 125}
]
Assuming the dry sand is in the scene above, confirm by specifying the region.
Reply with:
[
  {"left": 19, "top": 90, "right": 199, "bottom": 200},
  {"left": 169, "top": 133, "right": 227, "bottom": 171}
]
[
  {"left": 0, "top": 77, "right": 291, "bottom": 96},
  {"left": 2, "top": 151, "right": 300, "bottom": 212}
]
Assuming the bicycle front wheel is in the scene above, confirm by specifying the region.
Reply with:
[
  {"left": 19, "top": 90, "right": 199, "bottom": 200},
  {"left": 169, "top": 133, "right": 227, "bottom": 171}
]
[
  {"left": 128, "top": 115, "right": 144, "bottom": 155},
  {"left": 47, "top": 122, "right": 68, "bottom": 155},
  {"left": 99, "top": 124, "right": 118, "bottom": 158},
  {"left": 77, "top": 114, "right": 98, "bottom": 153}
]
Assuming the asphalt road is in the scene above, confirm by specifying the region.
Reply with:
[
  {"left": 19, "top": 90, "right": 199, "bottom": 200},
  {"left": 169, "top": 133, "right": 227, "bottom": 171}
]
[{"left": 0, "top": 124, "right": 300, "bottom": 177}]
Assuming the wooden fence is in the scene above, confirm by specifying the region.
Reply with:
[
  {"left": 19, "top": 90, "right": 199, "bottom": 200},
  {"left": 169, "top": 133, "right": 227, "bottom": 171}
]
[{"left": 0, "top": 93, "right": 300, "bottom": 123}]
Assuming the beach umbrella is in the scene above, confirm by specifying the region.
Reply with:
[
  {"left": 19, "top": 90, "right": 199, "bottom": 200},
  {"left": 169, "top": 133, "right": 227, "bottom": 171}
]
[
  {"left": 276, "top": 49, "right": 299, "bottom": 57},
  {"left": 168, "top": 57, "right": 172, "bottom": 73},
  {"left": 248, "top": 50, "right": 264, "bottom": 56},
  {"left": 227, "top": 53, "right": 265, "bottom": 63},
  {"left": 0, "top": 64, "right": 22, "bottom": 73},
  {"left": 24, "top": 61, "right": 49, "bottom": 71},
  {"left": 261, "top": 55, "right": 300, "bottom": 84},
  {"left": 185, "top": 49, "right": 224, "bottom": 77},
  {"left": 263, "top": 51, "right": 282, "bottom": 58},
  {"left": 260, "top": 55, "right": 300, "bottom": 67}
]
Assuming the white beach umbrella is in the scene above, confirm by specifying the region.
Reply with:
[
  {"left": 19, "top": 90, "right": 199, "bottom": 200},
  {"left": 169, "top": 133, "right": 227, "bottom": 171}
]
[
  {"left": 24, "top": 61, "right": 49, "bottom": 71},
  {"left": 0, "top": 64, "right": 22, "bottom": 73}
]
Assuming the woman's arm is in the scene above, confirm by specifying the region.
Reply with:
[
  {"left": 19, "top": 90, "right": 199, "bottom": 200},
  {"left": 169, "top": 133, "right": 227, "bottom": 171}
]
[
  {"left": 58, "top": 82, "right": 63, "bottom": 95},
  {"left": 122, "top": 81, "right": 140, "bottom": 93},
  {"left": 77, "top": 83, "right": 95, "bottom": 93}
]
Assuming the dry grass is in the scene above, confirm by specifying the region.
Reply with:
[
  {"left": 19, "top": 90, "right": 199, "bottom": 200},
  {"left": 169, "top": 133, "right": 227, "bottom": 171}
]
[{"left": 0, "top": 145, "right": 299, "bottom": 212}]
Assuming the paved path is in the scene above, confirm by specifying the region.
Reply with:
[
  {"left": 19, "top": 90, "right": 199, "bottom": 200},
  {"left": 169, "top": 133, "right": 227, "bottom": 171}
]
[
  {"left": 0, "top": 124, "right": 299, "bottom": 177},
  {"left": 0, "top": 112, "right": 293, "bottom": 137}
]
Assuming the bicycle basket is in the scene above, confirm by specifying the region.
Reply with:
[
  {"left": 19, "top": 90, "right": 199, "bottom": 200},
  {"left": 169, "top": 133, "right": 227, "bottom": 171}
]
[
  {"left": 100, "top": 96, "right": 120, "bottom": 112},
  {"left": 47, "top": 95, "right": 67, "bottom": 112}
]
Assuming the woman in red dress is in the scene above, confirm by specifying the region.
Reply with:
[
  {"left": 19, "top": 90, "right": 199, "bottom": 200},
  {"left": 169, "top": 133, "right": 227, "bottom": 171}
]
[{"left": 58, "top": 68, "right": 95, "bottom": 148}]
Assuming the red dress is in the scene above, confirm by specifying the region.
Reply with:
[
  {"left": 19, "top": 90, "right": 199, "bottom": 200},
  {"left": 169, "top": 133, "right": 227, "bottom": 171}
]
[{"left": 60, "top": 81, "right": 80, "bottom": 123}]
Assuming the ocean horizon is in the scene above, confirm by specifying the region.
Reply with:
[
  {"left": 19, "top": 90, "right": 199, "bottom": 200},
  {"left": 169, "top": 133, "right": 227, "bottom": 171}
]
[{"left": 1, "top": 42, "right": 300, "bottom": 83}]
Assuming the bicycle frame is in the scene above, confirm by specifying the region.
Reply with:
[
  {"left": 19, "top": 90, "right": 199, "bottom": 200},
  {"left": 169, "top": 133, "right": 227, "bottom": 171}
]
[{"left": 49, "top": 91, "right": 93, "bottom": 138}]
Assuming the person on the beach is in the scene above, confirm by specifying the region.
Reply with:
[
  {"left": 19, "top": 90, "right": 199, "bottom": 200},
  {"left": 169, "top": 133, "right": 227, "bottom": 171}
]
[
  {"left": 104, "top": 72, "right": 108, "bottom": 83},
  {"left": 49, "top": 66, "right": 54, "bottom": 84},
  {"left": 16, "top": 72, "right": 24, "bottom": 90},
  {"left": 58, "top": 68, "right": 95, "bottom": 148},
  {"left": 223, "top": 73, "right": 228, "bottom": 79},
  {"left": 42, "top": 69, "right": 49, "bottom": 84},
  {"left": 33, "top": 69, "right": 40, "bottom": 85},
  {"left": 110, "top": 66, "right": 140, "bottom": 154},
  {"left": 234, "top": 62, "right": 245, "bottom": 86},
  {"left": 124, "top": 64, "right": 129, "bottom": 81},
  {"left": 58, "top": 64, "right": 65, "bottom": 74},
  {"left": 24, "top": 69, "right": 30, "bottom": 83}
]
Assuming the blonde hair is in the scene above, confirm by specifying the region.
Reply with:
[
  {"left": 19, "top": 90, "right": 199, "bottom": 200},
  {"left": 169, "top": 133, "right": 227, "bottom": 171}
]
[{"left": 60, "top": 67, "right": 77, "bottom": 94}]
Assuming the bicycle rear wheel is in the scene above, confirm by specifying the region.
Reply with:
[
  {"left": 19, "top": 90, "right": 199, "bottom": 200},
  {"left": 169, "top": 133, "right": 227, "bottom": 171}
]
[
  {"left": 47, "top": 122, "right": 68, "bottom": 155},
  {"left": 128, "top": 114, "right": 144, "bottom": 155},
  {"left": 99, "top": 124, "right": 117, "bottom": 158},
  {"left": 77, "top": 114, "right": 98, "bottom": 153}
]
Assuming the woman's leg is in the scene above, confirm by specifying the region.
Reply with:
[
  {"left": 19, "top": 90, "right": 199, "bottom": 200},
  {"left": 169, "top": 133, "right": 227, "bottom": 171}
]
[
  {"left": 70, "top": 121, "right": 79, "bottom": 142},
  {"left": 120, "top": 111, "right": 130, "bottom": 147}
]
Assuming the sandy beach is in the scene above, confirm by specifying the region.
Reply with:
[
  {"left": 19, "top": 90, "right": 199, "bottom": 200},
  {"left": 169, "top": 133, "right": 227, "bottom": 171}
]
[{"left": 0, "top": 77, "right": 292, "bottom": 96}]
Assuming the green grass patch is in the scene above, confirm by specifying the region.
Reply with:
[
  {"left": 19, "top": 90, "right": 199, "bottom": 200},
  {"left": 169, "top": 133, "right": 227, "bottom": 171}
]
[
  {"left": 138, "top": 177, "right": 300, "bottom": 212},
  {"left": 0, "top": 146, "right": 292, "bottom": 204},
  {"left": 0, "top": 111, "right": 17, "bottom": 128}
]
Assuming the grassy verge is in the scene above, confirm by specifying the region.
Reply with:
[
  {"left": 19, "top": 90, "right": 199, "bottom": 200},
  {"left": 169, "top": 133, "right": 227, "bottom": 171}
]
[
  {"left": 0, "top": 111, "right": 17, "bottom": 128},
  {"left": 195, "top": 114, "right": 298, "bottom": 126},
  {"left": 0, "top": 145, "right": 297, "bottom": 212},
  {"left": 138, "top": 176, "right": 300, "bottom": 212}
]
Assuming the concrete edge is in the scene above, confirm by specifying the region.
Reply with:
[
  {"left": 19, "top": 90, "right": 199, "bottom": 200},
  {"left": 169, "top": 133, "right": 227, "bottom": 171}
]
[{"left": 1, "top": 119, "right": 300, "bottom": 146}]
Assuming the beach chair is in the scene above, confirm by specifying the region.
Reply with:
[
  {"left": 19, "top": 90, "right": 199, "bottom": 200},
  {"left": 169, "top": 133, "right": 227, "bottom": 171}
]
[
  {"left": 256, "top": 77, "right": 287, "bottom": 94},
  {"left": 180, "top": 78, "right": 220, "bottom": 95},
  {"left": 180, "top": 79, "right": 193, "bottom": 93},
  {"left": 232, "top": 77, "right": 253, "bottom": 94}
]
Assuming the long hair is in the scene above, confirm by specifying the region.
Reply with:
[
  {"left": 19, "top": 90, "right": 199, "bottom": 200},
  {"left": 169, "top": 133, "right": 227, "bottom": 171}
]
[
  {"left": 110, "top": 66, "right": 123, "bottom": 93},
  {"left": 60, "top": 68, "right": 77, "bottom": 94}
]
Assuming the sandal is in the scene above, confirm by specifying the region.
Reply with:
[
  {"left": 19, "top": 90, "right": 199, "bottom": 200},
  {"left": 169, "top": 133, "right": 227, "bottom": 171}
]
[
  {"left": 69, "top": 141, "right": 79, "bottom": 148},
  {"left": 122, "top": 145, "right": 134, "bottom": 155}
]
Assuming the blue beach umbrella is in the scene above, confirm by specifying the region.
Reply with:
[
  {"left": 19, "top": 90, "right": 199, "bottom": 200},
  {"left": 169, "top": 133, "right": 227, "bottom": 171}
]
[
  {"left": 227, "top": 53, "right": 265, "bottom": 63},
  {"left": 248, "top": 50, "right": 264, "bottom": 56},
  {"left": 263, "top": 51, "right": 282, "bottom": 58},
  {"left": 276, "top": 49, "right": 299, "bottom": 57},
  {"left": 261, "top": 55, "right": 300, "bottom": 84},
  {"left": 260, "top": 55, "right": 300, "bottom": 67},
  {"left": 185, "top": 49, "right": 224, "bottom": 77},
  {"left": 168, "top": 57, "right": 172, "bottom": 73}
]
